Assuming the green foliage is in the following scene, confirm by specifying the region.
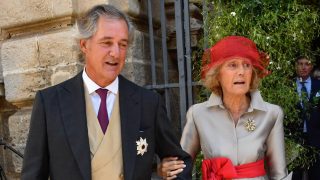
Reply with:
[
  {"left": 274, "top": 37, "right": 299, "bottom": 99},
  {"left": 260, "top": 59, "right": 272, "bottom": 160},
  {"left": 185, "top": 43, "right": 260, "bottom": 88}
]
[
  {"left": 193, "top": 152, "right": 204, "bottom": 178},
  {"left": 193, "top": 0, "right": 320, "bottom": 174},
  {"left": 285, "top": 137, "right": 319, "bottom": 170}
]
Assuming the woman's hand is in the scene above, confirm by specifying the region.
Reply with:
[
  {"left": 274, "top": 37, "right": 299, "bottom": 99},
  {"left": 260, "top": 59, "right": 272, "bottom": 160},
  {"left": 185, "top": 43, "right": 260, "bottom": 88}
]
[{"left": 157, "top": 157, "right": 186, "bottom": 180}]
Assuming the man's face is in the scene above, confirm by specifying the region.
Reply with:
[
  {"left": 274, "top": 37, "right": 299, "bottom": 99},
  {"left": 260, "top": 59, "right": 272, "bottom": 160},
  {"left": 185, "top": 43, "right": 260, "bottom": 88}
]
[
  {"left": 296, "top": 58, "right": 313, "bottom": 81},
  {"left": 80, "top": 17, "right": 129, "bottom": 87}
]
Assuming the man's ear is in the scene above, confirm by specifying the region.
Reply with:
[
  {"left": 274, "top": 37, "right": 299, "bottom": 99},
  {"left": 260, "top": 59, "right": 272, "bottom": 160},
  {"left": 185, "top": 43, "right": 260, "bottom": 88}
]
[{"left": 80, "top": 39, "right": 88, "bottom": 53}]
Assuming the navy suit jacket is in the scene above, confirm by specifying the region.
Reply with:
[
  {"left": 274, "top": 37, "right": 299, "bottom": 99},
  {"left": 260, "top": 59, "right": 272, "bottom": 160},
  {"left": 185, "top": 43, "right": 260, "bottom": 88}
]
[
  {"left": 21, "top": 72, "right": 192, "bottom": 180},
  {"left": 296, "top": 77, "right": 320, "bottom": 149},
  {"left": 306, "top": 78, "right": 320, "bottom": 149}
]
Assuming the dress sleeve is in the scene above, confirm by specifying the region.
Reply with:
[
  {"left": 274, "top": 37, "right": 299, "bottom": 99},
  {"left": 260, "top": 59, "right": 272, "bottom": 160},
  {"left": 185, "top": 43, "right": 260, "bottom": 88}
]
[
  {"left": 265, "top": 106, "right": 289, "bottom": 180},
  {"left": 180, "top": 106, "right": 201, "bottom": 160}
]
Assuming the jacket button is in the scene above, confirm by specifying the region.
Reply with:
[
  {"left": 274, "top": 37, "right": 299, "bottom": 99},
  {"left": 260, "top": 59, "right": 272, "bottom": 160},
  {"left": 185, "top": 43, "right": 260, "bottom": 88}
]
[{"left": 119, "top": 173, "right": 124, "bottom": 179}]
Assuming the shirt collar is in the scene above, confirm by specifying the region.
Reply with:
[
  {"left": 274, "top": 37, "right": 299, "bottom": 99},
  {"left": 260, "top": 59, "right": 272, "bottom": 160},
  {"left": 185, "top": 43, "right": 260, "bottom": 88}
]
[
  {"left": 296, "top": 76, "right": 311, "bottom": 84},
  {"left": 205, "top": 90, "right": 267, "bottom": 112},
  {"left": 82, "top": 68, "right": 119, "bottom": 95}
]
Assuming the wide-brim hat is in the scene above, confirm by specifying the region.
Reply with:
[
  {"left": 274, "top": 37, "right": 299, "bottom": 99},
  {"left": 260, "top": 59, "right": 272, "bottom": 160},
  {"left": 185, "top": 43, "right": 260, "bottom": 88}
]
[{"left": 201, "top": 36, "right": 270, "bottom": 78}]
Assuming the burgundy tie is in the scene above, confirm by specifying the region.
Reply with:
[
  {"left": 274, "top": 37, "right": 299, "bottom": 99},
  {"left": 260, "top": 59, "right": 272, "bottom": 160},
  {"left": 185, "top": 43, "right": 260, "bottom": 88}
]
[{"left": 96, "top": 88, "right": 109, "bottom": 134}]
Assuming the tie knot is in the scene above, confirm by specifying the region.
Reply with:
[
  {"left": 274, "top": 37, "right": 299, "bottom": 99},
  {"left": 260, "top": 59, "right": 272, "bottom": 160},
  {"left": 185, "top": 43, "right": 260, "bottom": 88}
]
[
  {"left": 300, "top": 81, "right": 307, "bottom": 88},
  {"left": 96, "top": 88, "right": 108, "bottom": 99}
]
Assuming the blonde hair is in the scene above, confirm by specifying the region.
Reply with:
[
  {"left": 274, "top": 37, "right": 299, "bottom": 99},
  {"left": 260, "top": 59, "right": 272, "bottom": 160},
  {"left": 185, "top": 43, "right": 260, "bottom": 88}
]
[{"left": 202, "top": 65, "right": 260, "bottom": 96}]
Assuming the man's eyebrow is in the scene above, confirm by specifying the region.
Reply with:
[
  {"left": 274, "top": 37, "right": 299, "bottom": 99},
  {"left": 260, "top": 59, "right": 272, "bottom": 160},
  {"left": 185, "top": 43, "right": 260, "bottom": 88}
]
[{"left": 99, "top": 36, "right": 128, "bottom": 42}]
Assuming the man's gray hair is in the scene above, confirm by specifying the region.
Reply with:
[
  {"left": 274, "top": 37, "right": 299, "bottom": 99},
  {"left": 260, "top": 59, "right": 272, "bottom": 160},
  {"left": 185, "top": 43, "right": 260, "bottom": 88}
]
[{"left": 75, "top": 4, "right": 133, "bottom": 42}]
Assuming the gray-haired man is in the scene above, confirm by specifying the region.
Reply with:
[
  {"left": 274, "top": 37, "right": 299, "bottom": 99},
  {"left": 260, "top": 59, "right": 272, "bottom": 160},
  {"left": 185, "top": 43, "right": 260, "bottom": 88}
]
[{"left": 22, "top": 4, "right": 191, "bottom": 180}]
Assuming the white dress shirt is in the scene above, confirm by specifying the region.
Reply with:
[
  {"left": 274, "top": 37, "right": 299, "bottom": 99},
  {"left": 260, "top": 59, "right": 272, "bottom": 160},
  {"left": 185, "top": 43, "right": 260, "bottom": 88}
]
[
  {"left": 82, "top": 68, "right": 118, "bottom": 120},
  {"left": 296, "top": 76, "right": 311, "bottom": 132},
  {"left": 296, "top": 76, "right": 311, "bottom": 99}
]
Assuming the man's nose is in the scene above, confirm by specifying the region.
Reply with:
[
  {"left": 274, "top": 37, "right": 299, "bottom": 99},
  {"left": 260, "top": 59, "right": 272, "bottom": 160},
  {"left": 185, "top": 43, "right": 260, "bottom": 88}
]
[{"left": 109, "top": 44, "right": 120, "bottom": 58}]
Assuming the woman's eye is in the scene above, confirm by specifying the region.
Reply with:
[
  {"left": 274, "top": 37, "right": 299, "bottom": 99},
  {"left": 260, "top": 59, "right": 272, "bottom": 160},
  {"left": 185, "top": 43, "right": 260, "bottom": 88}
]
[{"left": 228, "top": 63, "right": 237, "bottom": 68}]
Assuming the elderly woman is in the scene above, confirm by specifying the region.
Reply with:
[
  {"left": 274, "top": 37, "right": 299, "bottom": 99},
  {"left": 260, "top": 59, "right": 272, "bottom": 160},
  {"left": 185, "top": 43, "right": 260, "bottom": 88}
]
[{"left": 158, "top": 36, "right": 291, "bottom": 180}]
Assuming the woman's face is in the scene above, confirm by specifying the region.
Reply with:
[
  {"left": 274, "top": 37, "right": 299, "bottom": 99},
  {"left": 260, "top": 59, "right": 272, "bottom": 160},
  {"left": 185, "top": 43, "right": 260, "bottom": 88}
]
[{"left": 218, "top": 58, "right": 253, "bottom": 96}]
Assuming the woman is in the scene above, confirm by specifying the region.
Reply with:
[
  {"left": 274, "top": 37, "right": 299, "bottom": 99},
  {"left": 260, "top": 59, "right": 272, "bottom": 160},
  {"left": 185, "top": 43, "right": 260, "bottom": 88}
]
[{"left": 158, "top": 36, "right": 291, "bottom": 180}]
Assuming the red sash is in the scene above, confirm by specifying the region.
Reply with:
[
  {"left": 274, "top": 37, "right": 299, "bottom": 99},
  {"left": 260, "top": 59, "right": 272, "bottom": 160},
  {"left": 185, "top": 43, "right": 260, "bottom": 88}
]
[{"left": 201, "top": 157, "right": 266, "bottom": 180}]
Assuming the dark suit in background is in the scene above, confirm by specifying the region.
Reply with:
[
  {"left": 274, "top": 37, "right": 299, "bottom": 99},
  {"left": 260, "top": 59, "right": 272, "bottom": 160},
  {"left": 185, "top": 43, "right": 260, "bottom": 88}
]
[
  {"left": 293, "top": 56, "right": 320, "bottom": 180},
  {"left": 303, "top": 78, "right": 320, "bottom": 180}
]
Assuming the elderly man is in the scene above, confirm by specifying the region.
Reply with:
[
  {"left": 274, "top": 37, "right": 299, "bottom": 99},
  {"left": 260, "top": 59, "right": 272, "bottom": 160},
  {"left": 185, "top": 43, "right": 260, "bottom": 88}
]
[{"left": 21, "top": 4, "right": 191, "bottom": 180}]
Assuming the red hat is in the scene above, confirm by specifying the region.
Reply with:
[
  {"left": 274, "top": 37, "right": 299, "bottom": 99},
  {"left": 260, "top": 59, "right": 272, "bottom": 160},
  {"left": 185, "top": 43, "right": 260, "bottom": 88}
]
[{"left": 201, "top": 36, "right": 269, "bottom": 78}]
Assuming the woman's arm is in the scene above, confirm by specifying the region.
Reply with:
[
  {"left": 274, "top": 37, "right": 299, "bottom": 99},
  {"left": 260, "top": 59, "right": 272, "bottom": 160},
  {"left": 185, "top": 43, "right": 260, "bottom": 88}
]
[
  {"left": 180, "top": 106, "right": 201, "bottom": 160},
  {"left": 265, "top": 106, "right": 289, "bottom": 180}
]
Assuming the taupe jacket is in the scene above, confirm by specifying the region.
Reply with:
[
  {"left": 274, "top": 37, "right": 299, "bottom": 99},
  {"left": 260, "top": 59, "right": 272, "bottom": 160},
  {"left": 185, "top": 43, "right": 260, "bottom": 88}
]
[{"left": 181, "top": 90, "right": 291, "bottom": 180}]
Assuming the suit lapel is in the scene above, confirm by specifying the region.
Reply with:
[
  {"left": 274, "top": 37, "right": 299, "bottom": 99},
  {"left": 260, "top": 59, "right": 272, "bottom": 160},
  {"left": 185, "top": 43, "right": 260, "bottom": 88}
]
[
  {"left": 119, "top": 75, "right": 141, "bottom": 180},
  {"left": 310, "top": 78, "right": 317, "bottom": 101},
  {"left": 58, "top": 72, "right": 91, "bottom": 180}
]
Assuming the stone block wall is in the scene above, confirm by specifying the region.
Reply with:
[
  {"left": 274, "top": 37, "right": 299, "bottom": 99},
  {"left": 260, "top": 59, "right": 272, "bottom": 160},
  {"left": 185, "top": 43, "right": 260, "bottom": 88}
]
[
  {"left": 0, "top": 1, "right": 81, "bottom": 178},
  {"left": 2, "top": 28, "right": 82, "bottom": 103}
]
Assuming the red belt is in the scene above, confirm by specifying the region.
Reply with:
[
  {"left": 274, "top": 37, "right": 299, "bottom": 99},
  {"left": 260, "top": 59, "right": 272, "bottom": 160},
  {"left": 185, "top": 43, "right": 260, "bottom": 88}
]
[{"left": 202, "top": 157, "right": 266, "bottom": 180}]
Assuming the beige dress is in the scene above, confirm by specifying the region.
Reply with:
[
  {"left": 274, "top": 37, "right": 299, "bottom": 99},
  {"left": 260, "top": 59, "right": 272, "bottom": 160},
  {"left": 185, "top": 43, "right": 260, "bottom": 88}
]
[{"left": 181, "top": 90, "right": 291, "bottom": 180}]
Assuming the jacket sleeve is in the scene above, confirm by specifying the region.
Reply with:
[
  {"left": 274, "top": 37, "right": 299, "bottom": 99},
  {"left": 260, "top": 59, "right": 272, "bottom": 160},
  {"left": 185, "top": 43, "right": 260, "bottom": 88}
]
[
  {"left": 265, "top": 106, "right": 289, "bottom": 180},
  {"left": 154, "top": 94, "right": 192, "bottom": 180},
  {"left": 21, "top": 91, "right": 49, "bottom": 180}
]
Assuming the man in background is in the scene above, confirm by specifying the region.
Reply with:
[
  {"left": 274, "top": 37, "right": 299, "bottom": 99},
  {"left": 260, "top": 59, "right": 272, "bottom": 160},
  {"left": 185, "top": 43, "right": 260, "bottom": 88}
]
[{"left": 293, "top": 56, "right": 320, "bottom": 180}]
